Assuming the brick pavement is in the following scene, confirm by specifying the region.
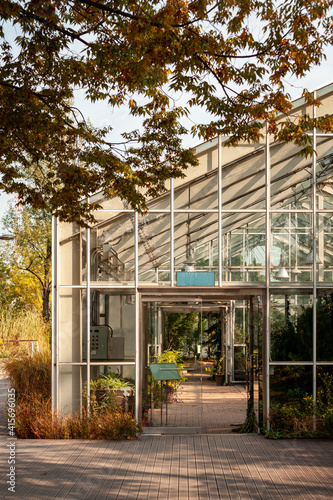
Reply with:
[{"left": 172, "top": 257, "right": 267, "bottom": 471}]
[{"left": 148, "top": 366, "right": 248, "bottom": 433}]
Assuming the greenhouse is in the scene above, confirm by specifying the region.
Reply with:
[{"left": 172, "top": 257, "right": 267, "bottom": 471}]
[{"left": 52, "top": 81, "right": 333, "bottom": 433}]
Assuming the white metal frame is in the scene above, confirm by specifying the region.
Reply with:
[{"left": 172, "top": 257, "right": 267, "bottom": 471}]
[{"left": 52, "top": 87, "right": 333, "bottom": 429}]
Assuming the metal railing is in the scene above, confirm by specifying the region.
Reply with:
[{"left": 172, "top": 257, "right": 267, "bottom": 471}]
[{"left": 1, "top": 339, "right": 40, "bottom": 354}]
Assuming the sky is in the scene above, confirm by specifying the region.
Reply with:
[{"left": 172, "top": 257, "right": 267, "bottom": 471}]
[{"left": 1, "top": 44, "right": 333, "bottom": 232}]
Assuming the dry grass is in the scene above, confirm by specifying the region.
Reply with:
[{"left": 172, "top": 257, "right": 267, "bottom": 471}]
[
  {"left": 0, "top": 309, "right": 50, "bottom": 357},
  {"left": 1, "top": 309, "right": 140, "bottom": 440},
  {"left": 15, "top": 395, "right": 140, "bottom": 440},
  {"left": 3, "top": 350, "right": 51, "bottom": 401}
]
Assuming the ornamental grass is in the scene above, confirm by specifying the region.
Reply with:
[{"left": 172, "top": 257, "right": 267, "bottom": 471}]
[
  {"left": 268, "top": 373, "right": 333, "bottom": 438},
  {"left": 0, "top": 309, "right": 50, "bottom": 357},
  {"left": 2, "top": 317, "right": 141, "bottom": 440},
  {"left": 15, "top": 394, "right": 140, "bottom": 440}
]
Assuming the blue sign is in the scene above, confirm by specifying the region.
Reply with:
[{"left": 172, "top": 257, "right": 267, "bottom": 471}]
[{"left": 176, "top": 272, "right": 215, "bottom": 287}]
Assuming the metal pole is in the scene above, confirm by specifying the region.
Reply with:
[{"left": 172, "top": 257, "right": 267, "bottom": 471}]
[
  {"left": 264, "top": 122, "right": 271, "bottom": 429},
  {"left": 86, "top": 227, "right": 91, "bottom": 415},
  {"left": 218, "top": 135, "right": 222, "bottom": 287},
  {"left": 312, "top": 92, "right": 317, "bottom": 411},
  {"left": 134, "top": 212, "right": 141, "bottom": 423},
  {"left": 170, "top": 178, "right": 175, "bottom": 287},
  {"left": 51, "top": 215, "right": 59, "bottom": 413},
  {"left": 165, "top": 381, "right": 168, "bottom": 426},
  {"left": 160, "top": 381, "right": 163, "bottom": 426}
]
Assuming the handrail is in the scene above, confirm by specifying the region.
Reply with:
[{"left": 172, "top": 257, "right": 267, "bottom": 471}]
[{"left": 1, "top": 339, "right": 40, "bottom": 353}]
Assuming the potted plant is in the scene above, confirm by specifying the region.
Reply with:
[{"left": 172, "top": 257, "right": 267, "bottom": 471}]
[
  {"left": 214, "top": 357, "right": 224, "bottom": 386},
  {"left": 157, "top": 349, "right": 187, "bottom": 403},
  {"left": 89, "top": 373, "right": 135, "bottom": 412}
]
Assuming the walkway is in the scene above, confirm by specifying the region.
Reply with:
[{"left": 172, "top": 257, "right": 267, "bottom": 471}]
[
  {"left": 1, "top": 435, "right": 333, "bottom": 499},
  {"left": 147, "top": 362, "right": 248, "bottom": 433},
  {"left": 0, "top": 362, "right": 9, "bottom": 438},
  {"left": 1, "top": 364, "right": 333, "bottom": 499}
]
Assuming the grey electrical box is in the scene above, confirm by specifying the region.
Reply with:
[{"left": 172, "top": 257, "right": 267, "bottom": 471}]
[
  {"left": 108, "top": 337, "right": 124, "bottom": 360},
  {"left": 83, "top": 326, "right": 112, "bottom": 360}
]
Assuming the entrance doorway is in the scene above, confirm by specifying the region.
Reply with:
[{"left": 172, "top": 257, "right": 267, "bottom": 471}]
[{"left": 140, "top": 292, "right": 263, "bottom": 434}]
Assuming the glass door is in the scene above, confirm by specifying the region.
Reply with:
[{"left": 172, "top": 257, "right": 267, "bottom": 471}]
[{"left": 142, "top": 300, "right": 203, "bottom": 433}]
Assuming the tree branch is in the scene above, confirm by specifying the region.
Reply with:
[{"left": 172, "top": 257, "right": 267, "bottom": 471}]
[
  {"left": 7, "top": 0, "right": 90, "bottom": 45},
  {"left": 76, "top": 0, "right": 219, "bottom": 29}
]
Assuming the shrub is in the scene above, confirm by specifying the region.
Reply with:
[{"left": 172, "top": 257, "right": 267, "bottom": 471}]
[
  {"left": 322, "top": 408, "right": 333, "bottom": 437},
  {"left": 268, "top": 395, "right": 333, "bottom": 438},
  {"left": 0, "top": 305, "right": 141, "bottom": 440},
  {"left": 0, "top": 309, "right": 50, "bottom": 357},
  {"left": 14, "top": 395, "right": 140, "bottom": 440},
  {"left": 3, "top": 347, "right": 140, "bottom": 440},
  {"left": 157, "top": 349, "right": 187, "bottom": 389},
  {"left": 90, "top": 373, "right": 135, "bottom": 392},
  {"left": 14, "top": 395, "right": 63, "bottom": 439},
  {"left": 3, "top": 350, "right": 51, "bottom": 402},
  {"left": 268, "top": 405, "right": 317, "bottom": 437},
  {"left": 267, "top": 371, "right": 333, "bottom": 438}
]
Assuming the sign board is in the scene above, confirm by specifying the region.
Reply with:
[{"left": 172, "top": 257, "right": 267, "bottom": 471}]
[
  {"left": 149, "top": 363, "right": 182, "bottom": 381},
  {"left": 177, "top": 272, "right": 215, "bottom": 287}
]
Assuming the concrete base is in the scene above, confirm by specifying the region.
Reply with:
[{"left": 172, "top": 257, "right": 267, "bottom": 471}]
[{"left": 142, "top": 426, "right": 202, "bottom": 435}]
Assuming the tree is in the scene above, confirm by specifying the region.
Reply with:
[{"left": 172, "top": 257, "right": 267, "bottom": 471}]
[
  {"left": 164, "top": 312, "right": 198, "bottom": 352},
  {"left": 0, "top": 206, "right": 51, "bottom": 320},
  {"left": 1, "top": 1, "right": 333, "bottom": 224},
  {"left": 271, "top": 294, "right": 333, "bottom": 362}
]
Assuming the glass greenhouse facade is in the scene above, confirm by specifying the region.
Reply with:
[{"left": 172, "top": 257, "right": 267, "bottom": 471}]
[{"left": 52, "top": 82, "right": 333, "bottom": 431}]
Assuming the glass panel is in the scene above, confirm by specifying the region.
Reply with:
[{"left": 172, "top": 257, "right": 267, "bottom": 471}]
[
  {"left": 90, "top": 213, "right": 135, "bottom": 284},
  {"left": 90, "top": 192, "right": 131, "bottom": 210},
  {"left": 89, "top": 291, "right": 135, "bottom": 362},
  {"left": 270, "top": 142, "right": 312, "bottom": 209},
  {"left": 174, "top": 172, "right": 218, "bottom": 210},
  {"left": 234, "top": 301, "right": 248, "bottom": 385},
  {"left": 317, "top": 82, "right": 333, "bottom": 97},
  {"left": 316, "top": 138, "right": 333, "bottom": 209},
  {"left": 81, "top": 230, "right": 87, "bottom": 283},
  {"left": 59, "top": 224, "right": 82, "bottom": 286},
  {"left": 174, "top": 213, "right": 218, "bottom": 282},
  {"left": 317, "top": 292, "right": 333, "bottom": 361},
  {"left": 90, "top": 364, "right": 135, "bottom": 381},
  {"left": 89, "top": 210, "right": 129, "bottom": 223},
  {"left": 222, "top": 147, "right": 265, "bottom": 209},
  {"left": 91, "top": 187, "right": 171, "bottom": 210},
  {"left": 316, "top": 366, "right": 333, "bottom": 412},
  {"left": 222, "top": 213, "right": 265, "bottom": 283},
  {"left": 270, "top": 293, "right": 313, "bottom": 362},
  {"left": 317, "top": 214, "right": 333, "bottom": 283},
  {"left": 269, "top": 365, "right": 313, "bottom": 406},
  {"left": 138, "top": 213, "right": 170, "bottom": 284},
  {"left": 233, "top": 345, "right": 247, "bottom": 381},
  {"left": 270, "top": 212, "right": 312, "bottom": 283},
  {"left": 59, "top": 289, "right": 86, "bottom": 362},
  {"left": 59, "top": 365, "right": 86, "bottom": 415},
  {"left": 147, "top": 190, "right": 170, "bottom": 210},
  {"left": 142, "top": 301, "right": 203, "bottom": 431},
  {"left": 89, "top": 364, "right": 135, "bottom": 414}
]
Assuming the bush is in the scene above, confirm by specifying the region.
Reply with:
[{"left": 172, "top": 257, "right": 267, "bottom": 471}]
[
  {"left": 1, "top": 312, "right": 141, "bottom": 440},
  {"left": 90, "top": 373, "right": 135, "bottom": 392},
  {"left": 0, "top": 309, "right": 50, "bottom": 357},
  {"left": 268, "top": 394, "right": 333, "bottom": 438},
  {"left": 14, "top": 395, "right": 140, "bottom": 440},
  {"left": 268, "top": 405, "right": 317, "bottom": 438},
  {"left": 3, "top": 350, "right": 51, "bottom": 402},
  {"left": 322, "top": 408, "right": 333, "bottom": 437},
  {"left": 3, "top": 350, "right": 140, "bottom": 440},
  {"left": 14, "top": 395, "right": 61, "bottom": 439},
  {"left": 157, "top": 349, "right": 187, "bottom": 389}
]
